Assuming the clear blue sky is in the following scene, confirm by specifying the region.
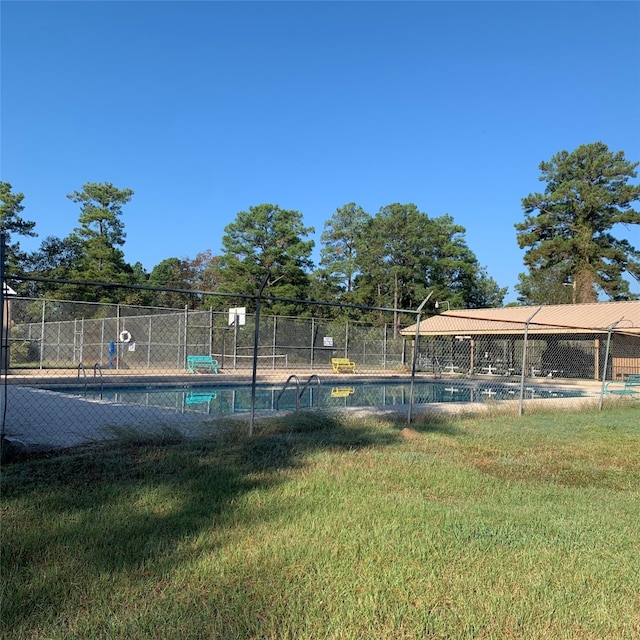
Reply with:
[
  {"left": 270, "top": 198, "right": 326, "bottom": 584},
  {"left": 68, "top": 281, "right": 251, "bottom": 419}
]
[{"left": 2, "top": 1, "right": 639, "bottom": 302}]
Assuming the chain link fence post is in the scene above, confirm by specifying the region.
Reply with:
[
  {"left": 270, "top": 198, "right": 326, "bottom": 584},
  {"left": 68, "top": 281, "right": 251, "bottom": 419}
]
[
  {"left": 249, "top": 272, "right": 270, "bottom": 436},
  {"left": 518, "top": 307, "right": 542, "bottom": 416},
  {"left": 598, "top": 317, "right": 624, "bottom": 410},
  {"left": 0, "top": 232, "right": 6, "bottom": 455},
  {"left": 408, "top": 292, "right": 433, "bottom": 424}
]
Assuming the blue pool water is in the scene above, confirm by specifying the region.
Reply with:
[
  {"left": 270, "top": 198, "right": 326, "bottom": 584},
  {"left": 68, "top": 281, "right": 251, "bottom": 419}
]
[{"left": 46, "top": 380, "right": 585, "bottom": 416}]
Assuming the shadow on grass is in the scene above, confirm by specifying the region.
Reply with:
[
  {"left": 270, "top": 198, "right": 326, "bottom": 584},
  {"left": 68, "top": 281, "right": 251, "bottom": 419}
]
[{"left": 1, "top": 409, "right": 465, "bottom": 634}]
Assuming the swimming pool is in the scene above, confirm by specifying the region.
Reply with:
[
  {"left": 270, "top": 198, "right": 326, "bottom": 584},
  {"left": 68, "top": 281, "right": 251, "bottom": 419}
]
[{"left": 45, "top": 380, "right": 585, "bottom": 416}]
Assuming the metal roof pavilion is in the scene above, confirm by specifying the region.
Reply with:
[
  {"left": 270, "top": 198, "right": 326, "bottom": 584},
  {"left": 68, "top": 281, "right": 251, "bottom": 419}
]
[{"left": 402, "top": 301, "right": 640, "bottom": 337}]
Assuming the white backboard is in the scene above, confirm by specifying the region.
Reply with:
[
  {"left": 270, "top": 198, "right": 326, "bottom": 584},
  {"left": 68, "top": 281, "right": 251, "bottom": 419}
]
[{"left": 228, "top": 307, "right": 246, "bottom": 326}]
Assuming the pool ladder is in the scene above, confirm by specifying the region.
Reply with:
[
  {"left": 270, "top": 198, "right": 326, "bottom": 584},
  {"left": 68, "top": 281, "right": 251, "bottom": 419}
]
[
  {"left": 77, "top": 362, "right": 104, "bottom": 396},
  {"left": 276, "top": 374, "right": 322, "bottom": 410}
]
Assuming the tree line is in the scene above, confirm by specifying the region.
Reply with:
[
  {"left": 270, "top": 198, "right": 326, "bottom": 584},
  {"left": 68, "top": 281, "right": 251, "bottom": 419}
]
[{"left": 2, "top": 142, "right": 639, "bottom": 325}]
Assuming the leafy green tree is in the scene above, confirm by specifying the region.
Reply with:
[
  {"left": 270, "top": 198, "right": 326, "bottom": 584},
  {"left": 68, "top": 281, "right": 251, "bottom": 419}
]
[
  {"left": 185, "top": 250, "right": 225, "bottom": 309},
  {"left": 353, "top": 205, "right": 504, "bottom": 334},
  {"left": 24, "top": 235, "right": 84, "bottom": 298},
  {"left": 515, "top": 142, "right": 640, "bottom": 302},
  {"left": 124, "top": 261, "right": 153, "bottom": 306},
  {"left": 515, "top": 264, "right": 575, "bottom": 306},
  {"left": 424, "top": 214, "right": 506, "bottom": 309},
  {"left": 307, "top": 267, "right": 345, "bottom": 319},
  {"left": 320, "top": 202, "right": 370, "bottom": 299},
  {"left": 67, "top": 182, "right": 133, "bottom": 277},
  {"left": 219, "top": 204, "right": 315, "bottom": 315},
  {"left": 0, "top": 181, "right": 37, "bottom": 279},
  {"left": 354, "top": 203, "right": 434, "bottom": 334},
  {"left": 147, "top": 258, "right": 194, "bottom": 308},
  {"left": 464, "top": 267, "right": 508, "bottom": 309},
  {"left": 66, "top": 182, "right": 135, "bottom": 302},
  {"left": 28, "top": 235, "right": 83, "bottom": 275}
]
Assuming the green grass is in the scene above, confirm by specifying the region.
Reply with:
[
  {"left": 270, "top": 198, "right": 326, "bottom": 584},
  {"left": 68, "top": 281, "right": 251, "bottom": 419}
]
[{"left": 2, "top": 405, "right": 640, "bottom": 639}]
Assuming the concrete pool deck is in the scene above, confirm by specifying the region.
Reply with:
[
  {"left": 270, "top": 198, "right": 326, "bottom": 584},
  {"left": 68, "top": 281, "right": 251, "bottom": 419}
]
[{"left": 2, "top": 385, "right": 218, "bottom": 452}]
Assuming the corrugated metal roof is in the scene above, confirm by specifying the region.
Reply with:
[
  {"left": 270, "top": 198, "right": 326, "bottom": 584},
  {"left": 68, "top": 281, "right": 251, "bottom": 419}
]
[{"left": 402, "top": 301, "right": 640, "bottom": 336}]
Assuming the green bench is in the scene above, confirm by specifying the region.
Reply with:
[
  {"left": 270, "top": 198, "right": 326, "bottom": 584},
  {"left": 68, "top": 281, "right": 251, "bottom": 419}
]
[
  {"left": 605, "top": 374, "right": 640, "bottom": 396},
  {"left": 187, "top": 355, "right": 219, "bottom": 374}
]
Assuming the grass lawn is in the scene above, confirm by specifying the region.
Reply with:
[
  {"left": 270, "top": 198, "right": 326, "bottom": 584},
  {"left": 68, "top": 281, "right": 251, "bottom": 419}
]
[{"left": 2, "top": 404, "right": 639, "bottom": 639}]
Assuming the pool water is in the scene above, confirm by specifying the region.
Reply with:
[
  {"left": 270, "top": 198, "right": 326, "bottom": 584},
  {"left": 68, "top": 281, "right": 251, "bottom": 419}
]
[{"left": 50, "top": 380, "right": 584, "bottom": 416}]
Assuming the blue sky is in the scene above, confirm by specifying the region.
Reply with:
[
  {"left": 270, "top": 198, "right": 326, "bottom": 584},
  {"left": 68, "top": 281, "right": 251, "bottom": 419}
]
[{"left": 2, "top": 0, "right": 639, "bottom": 303}]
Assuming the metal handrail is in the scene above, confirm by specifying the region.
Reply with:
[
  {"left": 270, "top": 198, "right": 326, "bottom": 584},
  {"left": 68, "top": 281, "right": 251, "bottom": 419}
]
[
  {"left": 77, "top": 362, "right": 87, "bottom": 392},
  {"left": 299, "top": 374, "right": 321, "bottom": 408},
  {"left": 276, "top": 374, "right": 322, "bottom": 411},
  {"left": 93, "top": 363, "right": 104, "bottom": 396},
  {"left": 276, "top": 374, "right": 300, "bottom": 410}
]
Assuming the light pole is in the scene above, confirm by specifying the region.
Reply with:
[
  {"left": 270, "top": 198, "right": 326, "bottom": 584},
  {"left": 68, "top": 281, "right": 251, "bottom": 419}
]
[
  {"left": 562, "top": 280, "right": 576, "bottom": 304},
  {"left": 435, "top": 300, "right": 450, "bottom": 311}
]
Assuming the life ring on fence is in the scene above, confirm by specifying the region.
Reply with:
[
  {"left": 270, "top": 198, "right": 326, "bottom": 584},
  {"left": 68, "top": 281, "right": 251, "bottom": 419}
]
[{"left": 119, "top": 330, "right": 132, "bottom": 343}]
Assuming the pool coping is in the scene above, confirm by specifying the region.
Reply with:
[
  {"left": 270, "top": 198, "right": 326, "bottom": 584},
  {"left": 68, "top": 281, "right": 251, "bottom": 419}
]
[{"left": 2, "top": 367, "right": 605, "bottom": 390}]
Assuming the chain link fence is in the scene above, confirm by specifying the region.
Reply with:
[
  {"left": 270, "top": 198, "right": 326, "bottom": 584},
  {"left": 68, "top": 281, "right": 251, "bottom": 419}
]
[
  {"left": 416, "top": 333, "right": 606, "bottom": 379},
  {"left": 2, "top": 282, "right": 637, "bottom": 457},
  {"left": 7, "top": 297, "right": 409, "bottom": 374}
]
